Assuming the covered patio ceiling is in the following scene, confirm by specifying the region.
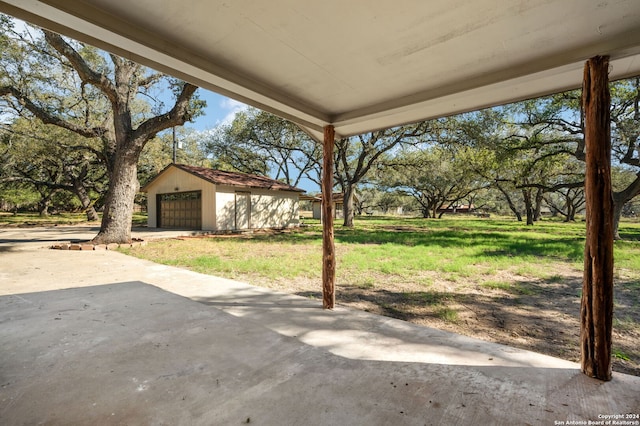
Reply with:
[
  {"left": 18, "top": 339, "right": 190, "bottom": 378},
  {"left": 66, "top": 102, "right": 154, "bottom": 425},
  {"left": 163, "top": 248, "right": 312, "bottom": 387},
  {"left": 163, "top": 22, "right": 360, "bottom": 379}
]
[{"left": 1, "top": 0, "right": 640, "bottom": 141}]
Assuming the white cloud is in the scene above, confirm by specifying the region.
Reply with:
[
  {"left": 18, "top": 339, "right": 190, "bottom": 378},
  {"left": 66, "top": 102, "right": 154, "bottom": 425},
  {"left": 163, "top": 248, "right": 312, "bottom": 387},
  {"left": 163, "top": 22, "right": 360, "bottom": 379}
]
[{"left": 217, "top": 98, "right": 248, "bottom": 127}]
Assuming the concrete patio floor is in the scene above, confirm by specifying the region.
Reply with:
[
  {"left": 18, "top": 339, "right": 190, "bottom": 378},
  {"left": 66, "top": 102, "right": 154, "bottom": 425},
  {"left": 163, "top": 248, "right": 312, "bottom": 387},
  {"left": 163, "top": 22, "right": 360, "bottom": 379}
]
[{"left": 1, "top": 226, "right": 638, "bottom": 425}]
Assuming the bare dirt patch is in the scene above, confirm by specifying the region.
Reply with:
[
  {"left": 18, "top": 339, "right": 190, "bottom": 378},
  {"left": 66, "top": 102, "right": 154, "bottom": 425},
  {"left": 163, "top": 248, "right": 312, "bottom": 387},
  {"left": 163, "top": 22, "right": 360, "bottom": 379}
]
[{"left": 253, "top": 264, "right": 640, "bottom": 376}]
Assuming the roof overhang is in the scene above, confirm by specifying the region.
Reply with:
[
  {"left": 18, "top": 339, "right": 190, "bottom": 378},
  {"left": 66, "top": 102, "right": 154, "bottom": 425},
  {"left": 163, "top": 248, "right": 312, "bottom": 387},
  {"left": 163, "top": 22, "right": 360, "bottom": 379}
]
[
  {"left": 2, "top": 0, "right": 640, "bottom": 141},
  {"left": 141, "top": 164, "right": 305, "bottom": 193}
]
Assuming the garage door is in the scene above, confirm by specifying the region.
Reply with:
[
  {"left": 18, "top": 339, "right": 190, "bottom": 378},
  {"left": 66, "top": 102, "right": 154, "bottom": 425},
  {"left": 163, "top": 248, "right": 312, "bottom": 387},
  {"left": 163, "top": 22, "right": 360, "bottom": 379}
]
[{"left": 157, "top": 191, "right": 202, "bottom": 229}]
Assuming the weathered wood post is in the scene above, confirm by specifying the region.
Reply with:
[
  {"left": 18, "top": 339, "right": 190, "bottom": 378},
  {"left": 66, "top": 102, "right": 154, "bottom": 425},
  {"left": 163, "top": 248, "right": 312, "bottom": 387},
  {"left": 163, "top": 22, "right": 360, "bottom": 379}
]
[
  {"left": 581, "top": 56, "right": 614, "bottom": 381},
  {"left": 322, "top": 125, "right": 336, "bottom": 309}
]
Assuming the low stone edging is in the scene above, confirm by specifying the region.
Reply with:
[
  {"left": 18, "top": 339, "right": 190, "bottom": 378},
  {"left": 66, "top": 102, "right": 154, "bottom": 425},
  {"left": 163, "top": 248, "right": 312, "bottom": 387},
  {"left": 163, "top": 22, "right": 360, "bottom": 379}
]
[{"left": 51, "top": 239, "right": 147, "bottom": 251}]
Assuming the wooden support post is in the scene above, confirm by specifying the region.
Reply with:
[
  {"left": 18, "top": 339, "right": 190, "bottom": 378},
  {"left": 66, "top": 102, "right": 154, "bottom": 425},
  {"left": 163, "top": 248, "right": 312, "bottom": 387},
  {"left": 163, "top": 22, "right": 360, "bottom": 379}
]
[
  {"left": 322, "top": 125, "right": 336, "bottom": 309},
  {"left": 581, "top": 56, "right": 614, "bottom": 381}
]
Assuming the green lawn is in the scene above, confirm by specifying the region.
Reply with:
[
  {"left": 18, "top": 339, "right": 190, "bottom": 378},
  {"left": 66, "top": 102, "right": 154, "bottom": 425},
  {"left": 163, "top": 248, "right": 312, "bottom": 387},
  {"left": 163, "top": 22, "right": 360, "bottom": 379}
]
[{"left": 121, "top": 216, "right": 639, "bottom": 284}]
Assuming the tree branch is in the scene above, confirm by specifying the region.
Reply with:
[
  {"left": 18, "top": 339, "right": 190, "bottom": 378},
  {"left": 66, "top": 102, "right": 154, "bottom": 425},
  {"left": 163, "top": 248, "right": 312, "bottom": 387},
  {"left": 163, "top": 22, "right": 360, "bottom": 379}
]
[
  {"left": 43, "top": 30, "right": 118, "bottom": 105},
  {"left": 131, "top": 83, "right": 199, "bottom": 151},
  {"left": 0, "top": 86, "right": 104, "bottom": 138}
]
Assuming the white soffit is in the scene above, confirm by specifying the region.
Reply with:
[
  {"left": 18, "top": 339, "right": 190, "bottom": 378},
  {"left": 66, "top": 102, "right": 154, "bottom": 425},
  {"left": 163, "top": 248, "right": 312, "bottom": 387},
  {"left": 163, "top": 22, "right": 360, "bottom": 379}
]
[{"left": 1, "top": 0, "right": 640, "bottom": 140}]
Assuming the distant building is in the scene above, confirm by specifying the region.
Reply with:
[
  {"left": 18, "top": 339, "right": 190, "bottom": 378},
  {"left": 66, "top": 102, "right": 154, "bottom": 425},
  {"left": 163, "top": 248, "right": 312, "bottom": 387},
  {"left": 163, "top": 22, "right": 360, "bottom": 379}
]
[
  {"left": 142, "top": 164, "right": 304, "bottom": 231},
  {"left": 300, "top": 193, "right": 358, "bottom": 220},
  {"left": 437, "top": 204, "right": 475, "bottom": 214}
]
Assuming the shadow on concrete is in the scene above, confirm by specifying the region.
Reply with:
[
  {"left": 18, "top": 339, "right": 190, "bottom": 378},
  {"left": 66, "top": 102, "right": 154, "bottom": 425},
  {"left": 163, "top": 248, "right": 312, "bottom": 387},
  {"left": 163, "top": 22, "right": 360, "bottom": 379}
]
[
  {"left": 0, "top": 226, "right": 101, "bottom": 244},
  {"left": 291, "top": 273, "right": 640, "bottom": 376},
  {"left": 2, "top": 281, "right": 639, "bottom": 425},
  {"left": 194, "top": 288, "right": 574, "bottom": 368}
]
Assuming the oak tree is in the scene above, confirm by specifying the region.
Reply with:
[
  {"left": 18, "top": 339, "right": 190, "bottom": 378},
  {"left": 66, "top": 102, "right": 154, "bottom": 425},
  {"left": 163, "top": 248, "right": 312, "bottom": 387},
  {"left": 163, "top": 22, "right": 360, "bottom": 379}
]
[{"left": 0, "top": 18, "right": 203, "bottom": 243}]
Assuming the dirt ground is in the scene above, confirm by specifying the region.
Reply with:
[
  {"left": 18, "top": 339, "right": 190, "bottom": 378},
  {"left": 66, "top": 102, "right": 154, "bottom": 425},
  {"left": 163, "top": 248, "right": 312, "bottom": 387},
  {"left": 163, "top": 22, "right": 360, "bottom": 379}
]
[{"left": 260, "top": 265, "right": 640, "bottom": 377}]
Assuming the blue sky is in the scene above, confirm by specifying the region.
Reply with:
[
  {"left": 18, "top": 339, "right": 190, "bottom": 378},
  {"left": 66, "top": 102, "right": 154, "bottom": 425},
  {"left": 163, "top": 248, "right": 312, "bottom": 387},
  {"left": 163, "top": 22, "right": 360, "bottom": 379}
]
[{"left": 185, "top": 89, "right": 247, "bottom": 132}]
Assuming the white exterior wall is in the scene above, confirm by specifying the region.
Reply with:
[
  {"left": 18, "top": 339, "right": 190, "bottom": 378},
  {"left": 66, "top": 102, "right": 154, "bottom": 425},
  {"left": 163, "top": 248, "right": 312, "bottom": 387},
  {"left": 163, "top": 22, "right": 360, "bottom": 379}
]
[
  {"left": 312, "top": 201, "right": 322, "bottom": 219},
  {"left": 145, "top": 167, "right": 217, "bottom": 230},
  {"left": 251, "top": 189, "right": 300, "bottom": 229},
  {"left": 215, "top": 189, "right": 236, "bottom": 231},
  {"left": 312, "top": 200, "right": 344, "bottom": 219},
  {"left": 215, "top": 185, "right": 300, "bottom": 230}
]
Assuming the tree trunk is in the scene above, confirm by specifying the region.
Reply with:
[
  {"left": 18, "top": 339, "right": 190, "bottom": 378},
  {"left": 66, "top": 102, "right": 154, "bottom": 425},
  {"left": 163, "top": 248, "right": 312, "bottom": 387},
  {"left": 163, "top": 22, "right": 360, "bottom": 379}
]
[
  {"left": 611, "top": 175, "right": 640, "bottom": 239},
  {"left": 523, "top": 189, "right": 534, "bottom": 226},
  {"left": 342, "top": 185, "right": 355, "bottom": 227},
  {"left": 567, "top": 202, "right": 576, "bottom": 222},
  {"left": 353, "top": 195, "right": 363, "bottom": 216},
  {"left": 85, "top": 205, "right": 99, "bottom": 222},
  {"left": 37, "top": 188, "right": 57, "bottom": 216},
  {"left": 525, "top": 210, "right": 534, "bottom": 225},
  {"left": 92, "top": 153, "right": 138, "bottom": 244},
  {"left": 612, "top": 197, "right": 624, "bottom": 240},
  {"left": 73, "top": 179, "right": 99, "bottom": 221},
  {"left": 38, "top": 203, "right": 50, "bottom": 216},
  {"left": 534, "top": 188, "right": 544, "bottom": 221},
  {"left": 581, "top": 56, "right": 613, "bottom": 381},
  {"left": 496, "top": 182, "right": 522, "bottom": 221},
  {"left": 563, "top": 194, "right": 572, "bottom": 222},
  {"left": 38, "top": 198, "right": 51, "bottom": 217},
  {"left": 322, "top": 126, "right": 336, "bottom": 310}
]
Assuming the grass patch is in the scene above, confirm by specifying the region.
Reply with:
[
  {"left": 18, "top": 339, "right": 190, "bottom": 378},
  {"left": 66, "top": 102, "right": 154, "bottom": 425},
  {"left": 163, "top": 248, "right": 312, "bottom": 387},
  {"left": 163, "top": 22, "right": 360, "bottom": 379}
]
[
  {"left": 515, "top": 284, "right": 538, "bottom": 296},
  {"left": 481, "top": 280, "right": 538, "bottom": 295},
  {"left": 436, "top": 307, "right": 459, "bottom": 323},
  {"left": 613, "top": 316, "right": 638, "bottom": 332},
  {"left": 481, "top": 280, "right": 512, "bottom": 291},
  {"left": 124, "top": 216, "right": 598, "bottom": 285},
  {"left": 545, "top": 274, "right": 564, "bottom": 283},
  {"left": 615, "top": 239, "right": 640, "bottom": 282},
  {"left": 121, "top": 236, "right": 321, "bottom": 280},
  {"left": 405, "top": 291, "right": 448, "bottom": 305},
  {"left": 613, "top": 349, "right": 631, "bottom": 361},
  {"left": 354, "top": 276, "right": 376, "bottom": 289}
]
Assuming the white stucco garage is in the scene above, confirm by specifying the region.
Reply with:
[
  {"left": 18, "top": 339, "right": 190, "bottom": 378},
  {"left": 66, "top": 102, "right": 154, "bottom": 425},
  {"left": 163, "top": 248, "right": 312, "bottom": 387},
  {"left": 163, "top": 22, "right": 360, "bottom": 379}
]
[{"left": 142, "top": 164, "right": 303, "bottom": 231}]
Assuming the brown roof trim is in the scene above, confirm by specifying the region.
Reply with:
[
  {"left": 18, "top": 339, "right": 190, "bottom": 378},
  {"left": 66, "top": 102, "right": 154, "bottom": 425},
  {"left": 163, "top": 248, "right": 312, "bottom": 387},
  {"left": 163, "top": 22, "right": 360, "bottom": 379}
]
[{"left": 141, "top": 164, "right": 305, "bottom": 193}]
